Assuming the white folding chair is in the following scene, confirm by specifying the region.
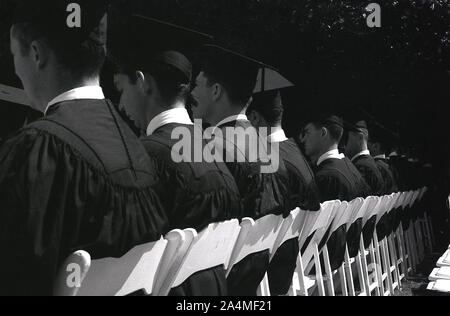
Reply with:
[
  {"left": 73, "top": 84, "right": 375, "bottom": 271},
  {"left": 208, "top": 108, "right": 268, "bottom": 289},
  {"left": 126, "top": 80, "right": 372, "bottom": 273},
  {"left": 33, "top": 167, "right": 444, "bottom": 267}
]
[
  {"left": 342, "top": 198, "right": 367, "bottom": 296},
  {"left": 318, "top": 201, "right": 350, "bottom": 296},
  {"left": 399, "top": 191, "right": 416, "bottom": 275},
  {"left": 429, "top": 267, "right": 450, "bottom": 281},
  {"left": 437, "top": 250, "right": 450, "bottom": 268},
  {"left": 291, "top": 200, "right": 339, "bottom": 296},
  {"left": 384, "top": 193, "right": 403, "bottom": 291},
  {"left": 406, "top": 190, "right": 422, "bottom": 271},
  {"left": 157, "top": 220, "right": 242, "bottom": 296},
  {"left": 226, "top": 215, "right": 285, "bottom": 296},
  {"left": 359, "top": 196, "right": 382, "bottom": 296},
  {"left": 427, "top": 280, "right": 450, "bottom": 293},
  {"left": 54, "top": 235, "right": 176, "bottom": 296}
]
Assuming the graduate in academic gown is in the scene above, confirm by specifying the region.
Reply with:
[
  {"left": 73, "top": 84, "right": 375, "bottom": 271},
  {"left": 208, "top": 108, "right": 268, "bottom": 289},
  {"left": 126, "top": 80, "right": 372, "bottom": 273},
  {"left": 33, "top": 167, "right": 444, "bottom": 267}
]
[
  {"left": 191, "top": 45, "right": 290, "bottom": 296},
  {"left": 248, "top": 89, "right": 321, "bottom": 295},
  {"left": 110, "top": 15, "right": 243, "bottom": 296},
  {"left": 345, "top": 119, "right": 386, "bottom": 249},
  {"left": 369, "top": 127, "right": 400, "bottom": 239},
  {"left": 0, "top": 0, "right": 168, "bottom": 296},
  {"left": 302, "top": 114, "right": 371, "bottom": 270}
]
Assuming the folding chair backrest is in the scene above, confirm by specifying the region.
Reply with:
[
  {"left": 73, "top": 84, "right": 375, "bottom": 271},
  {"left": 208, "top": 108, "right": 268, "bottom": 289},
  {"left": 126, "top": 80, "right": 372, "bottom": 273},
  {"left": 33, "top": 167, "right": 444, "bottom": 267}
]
[
  {"left": 418, "top": 187, "right": 428, "bottom": 201},
  {"left": 361, "top": 196, "right": 379, "bottom": 226},
  {"left": 329, "top": 201, "right": 350, "bottom": 234},
  {"left": 54, "top": 237, "right": 171, "bottom": 296},
  {"left": 226, "top": 214, "right": 284, "bottom": 276},
  {"left": 271, "top": 208, "right": 305, "bottom": 260},
  {"left": 402, "top": 191, "right": 414, "bottom": 209},
  {"left": 375, "top": 195, "right": 392, "bottom": 225},
  {"left": 153, "top": 230, "right": 196, "bottom": 295},
  {"left": 347, "top": 198, "right": 365, "bottom": 230},
  {"left": 159, "top": 220, "right": 242, "bottom": 295},
  {"left": 300, "top": 201, "right": 341, "bottom": 270},
  {"left": 364, "top": 196, "right": 382, "bottom": 225}
]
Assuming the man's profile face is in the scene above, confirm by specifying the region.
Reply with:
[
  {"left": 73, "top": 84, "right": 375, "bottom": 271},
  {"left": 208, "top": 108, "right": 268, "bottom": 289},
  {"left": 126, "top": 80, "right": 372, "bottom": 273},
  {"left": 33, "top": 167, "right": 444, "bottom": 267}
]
[
  {"left": 114, "top": 73, "right": 147, "bottom": 130},
  {"left": 191, "top": 71, "right": 213, "bottom": 122},
  {"left": 302, "top": 123, "right": 322, "bottom": 159},
  {"left": 10, "top": 28, "right": 39, "bottom": 109}
]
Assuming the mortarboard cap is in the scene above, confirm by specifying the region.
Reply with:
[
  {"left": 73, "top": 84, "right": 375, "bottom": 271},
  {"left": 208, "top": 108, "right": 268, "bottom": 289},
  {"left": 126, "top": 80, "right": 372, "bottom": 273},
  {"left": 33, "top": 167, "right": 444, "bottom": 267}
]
[
  {"left": 109, "top": 14, "right": 213, "bottom": 81},
  {"left": 201, "top": 44, "right": 294, "bottom": 105},
  {"left": 12, "top": 0, "right": 108, "bottom": 47},
  {"left": 253, "top": 66, "right": 294, "bottom": 94},
  {"left": 344, "top": 118, "right": 370, "bottom": 138},
  {"left": 305, "top": 111, "right": 344, "bottom": 128}
]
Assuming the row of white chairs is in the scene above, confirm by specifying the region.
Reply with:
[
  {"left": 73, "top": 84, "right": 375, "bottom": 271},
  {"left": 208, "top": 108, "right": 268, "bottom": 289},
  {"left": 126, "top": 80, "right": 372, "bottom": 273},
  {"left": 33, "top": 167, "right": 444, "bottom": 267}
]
[
  {"left": 53, "top": 187, "right": 432, "bottom": 296},
  {"left": 289, "top": 187, "right": 434, "bottom": 296},
  {"left": 428, "top": 245, "right": 450, "bottom": 294}
]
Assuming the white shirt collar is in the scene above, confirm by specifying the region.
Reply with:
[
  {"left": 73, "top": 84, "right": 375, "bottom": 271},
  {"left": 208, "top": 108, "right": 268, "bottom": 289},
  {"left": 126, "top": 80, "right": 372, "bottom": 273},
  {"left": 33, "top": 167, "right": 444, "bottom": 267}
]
[
  {"left": 267, "top": 129, "right": 288, "bottom": 143},
  {"left": 146, "top": 107, "right": 193, "bottom": 136},
  {"left": 215, "top": 109, "right": 249, "bottom": 128},
  {"left": 351, "top": 150, "right": 371, "bottom": 162},
  {"left": 374, "top": 154, "right": 386, "bottom": 160},
  {"left": 45, "top": 86, "right": 104, "bottom": 115},
  {"left": 317, "top": 149, "right": 345, "bottom": 166}
]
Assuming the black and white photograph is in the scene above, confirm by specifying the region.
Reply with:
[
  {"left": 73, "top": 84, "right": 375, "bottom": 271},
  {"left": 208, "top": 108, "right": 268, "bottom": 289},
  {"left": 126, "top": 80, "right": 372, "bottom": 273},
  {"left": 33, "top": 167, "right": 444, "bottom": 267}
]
[{"left": 0, "top": 0, "right": 449, "bottom": 300}]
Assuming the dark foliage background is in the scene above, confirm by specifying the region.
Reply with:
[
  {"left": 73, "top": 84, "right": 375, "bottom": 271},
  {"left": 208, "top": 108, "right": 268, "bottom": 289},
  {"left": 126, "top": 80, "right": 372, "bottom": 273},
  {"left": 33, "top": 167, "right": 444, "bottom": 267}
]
[{"left": 1, "top": 0, "right": 449, "bottom": 170}]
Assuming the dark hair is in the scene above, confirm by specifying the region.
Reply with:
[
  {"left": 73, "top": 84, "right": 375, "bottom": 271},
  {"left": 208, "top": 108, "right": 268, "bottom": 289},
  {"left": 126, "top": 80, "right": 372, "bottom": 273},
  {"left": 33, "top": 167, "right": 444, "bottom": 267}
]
[
  {"left": 120, "top": 61, "right": 191, "bottom": 106},
  {"left": 12, "top": 22, "right": 105, "bottom": 79},
  {"left": 247, "top": 91, "right": 284, "bottom": 126},
  {"left": 312, "top": 121, "right": 344, "bottom": 143},
  {"left": 201, "top": 56, "right": 258, "bottom": 105}
]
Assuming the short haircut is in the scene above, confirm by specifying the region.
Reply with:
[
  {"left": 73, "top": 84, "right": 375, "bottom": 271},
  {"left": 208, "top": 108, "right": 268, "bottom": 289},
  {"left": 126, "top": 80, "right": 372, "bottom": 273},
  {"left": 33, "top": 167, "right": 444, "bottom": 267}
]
[
  {"left": 311, "top": 118, "right": 344, "bottom": 143},
  {"left": 247, "top": 90, "right": 284, "bottom": 126},
  {"left": 119, "top": 61, "right": 191, "bottom": 106},
  {"left": 12, "top": 22, "right": 105, "bottom": 79},
  {"left": 200, "top": 54, "right": 258, "bottom": 105}
]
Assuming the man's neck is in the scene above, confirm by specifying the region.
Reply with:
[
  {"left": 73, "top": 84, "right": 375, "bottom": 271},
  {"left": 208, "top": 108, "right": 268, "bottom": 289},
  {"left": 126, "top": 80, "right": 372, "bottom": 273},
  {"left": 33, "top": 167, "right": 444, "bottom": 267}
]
[
  {"left": 146, "top": 100, "right": 185, "bottom": 125},
  {"left": 313, "top": 144, "right": 338, "bottom": 165},
  {"left": 41, "top": 76, "right": 100, "bottom": 111},
  {"left": 211, "top": 103, "right": 246, "bottom": 126}
]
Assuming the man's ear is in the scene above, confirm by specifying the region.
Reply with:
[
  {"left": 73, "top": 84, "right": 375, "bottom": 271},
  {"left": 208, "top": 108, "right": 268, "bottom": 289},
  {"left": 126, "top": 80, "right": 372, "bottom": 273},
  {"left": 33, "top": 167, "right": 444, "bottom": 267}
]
[
  {"left": 211, "top": 83, "right": 223, "bottom": 102},
  {"left": 30, "top": 40, "right": 49, "bottom": 69},
  {"left": 321, "top": 127, "right": 328, "bottom": 138},
  {"left": 247, "top": 110, "right": 260, "bottom": 127},
  {"left": 136, "top": 71, "right": 152, "bottom": 94}
]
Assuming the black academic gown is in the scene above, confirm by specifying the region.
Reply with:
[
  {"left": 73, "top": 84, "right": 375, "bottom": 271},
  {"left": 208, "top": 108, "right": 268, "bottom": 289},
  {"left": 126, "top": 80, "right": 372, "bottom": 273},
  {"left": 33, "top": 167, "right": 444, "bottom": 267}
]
[
  {"left": 375, "top": 157, "right": 399, "bottom": 239},
  {"left": 267, "top": 139, "right": 321, "bottom": 295},
  {"left": 0, "top": 99, "right": 168, "bottom": 296},
  {"left": 216, "top": 119, "right": 290, "bottom": 296},
  {"left": 313, "top": 157, "right": 370, "bottom": 270},
  {"left": 352, "top": 155, "right": 385, "bottom": 247},
  {"left": 141, "top": 123, "right": 242, "bottom": 296}
]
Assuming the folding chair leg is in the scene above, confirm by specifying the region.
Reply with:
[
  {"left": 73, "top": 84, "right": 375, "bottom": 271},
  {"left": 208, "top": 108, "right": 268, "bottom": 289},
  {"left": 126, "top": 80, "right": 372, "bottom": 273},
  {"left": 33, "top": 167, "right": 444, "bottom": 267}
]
[
  {"left": 424, "top": 212, "right": 436, "bottom": 250},
  {"left": 322, "top": 246, "right": 335, "bottom": 296},
  {"left": 360, "top": 238, "right": 371, "bottom": 296},
  {"left": 294, "top": 251, "right": 308, "bottom": 296},
  {"left": 387, "top": 235, "right": 401, "bottom": 291},
  {"left": 355, "top": 250, "right": 367, "bottom": 296},
  {"left": 422, "top": 216, "right": 433, "bottom": 254},
  {"left": 338, "top": 266, "right": 348, "bottom": 296},
  {"left": 257, "top": 273, "right": 271, "bottom": 296},
  {"left": 313, "top": 243, "right": 326, "bottom": 296},
  {"left": 344, "top": 247, "right": 356, "bottom": 296},
  {"left": 373, "top": 233, "right": 388, "bottom": 295},
  {"left": 369, "top": 240, "right": 382, "bottom": 296},
  {"left": 381, "top": 238, "right": 395, "bottom": 295},
  {"left": 396, "top": 227, "right": 408, "bottom": 280}
]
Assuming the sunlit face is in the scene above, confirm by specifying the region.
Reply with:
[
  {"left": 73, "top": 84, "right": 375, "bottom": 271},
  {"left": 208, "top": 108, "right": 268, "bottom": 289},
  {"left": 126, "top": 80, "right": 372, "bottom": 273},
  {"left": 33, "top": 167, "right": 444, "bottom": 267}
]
[
  {"left": 10, "top": 28, "right": 40, "bottom": 107},
  {"left": 114, "top": 73, "right": 147, "bottom": 130},
  {"left": 191, "top": 71, "right": 214, "bottom": 121},
  {"left": 302, "top": 123, "right": 323, "bottom": 159}
]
